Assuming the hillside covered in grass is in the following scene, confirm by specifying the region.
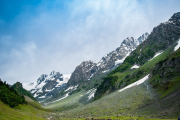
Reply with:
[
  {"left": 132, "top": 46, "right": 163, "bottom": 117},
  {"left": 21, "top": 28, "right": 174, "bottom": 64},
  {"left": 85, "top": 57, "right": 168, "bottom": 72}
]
[
  {"left": 0, "top": 79, "right": 55, "bottom": 120},
  {"left": 0, "top": 96, "right": 56, "bottom": 120}
]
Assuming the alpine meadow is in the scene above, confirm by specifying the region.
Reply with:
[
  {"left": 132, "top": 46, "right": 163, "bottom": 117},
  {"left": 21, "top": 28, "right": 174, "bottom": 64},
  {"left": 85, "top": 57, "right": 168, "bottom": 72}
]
[{"left": 0, "top": 0, "right": 180, "bottom": 120}]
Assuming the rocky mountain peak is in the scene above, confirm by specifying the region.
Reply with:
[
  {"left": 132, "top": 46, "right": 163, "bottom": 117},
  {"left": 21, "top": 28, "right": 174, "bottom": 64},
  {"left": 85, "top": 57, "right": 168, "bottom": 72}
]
[
  {"left": 168, "top": 12, "right": 180, "bottom": 23},
  {"left": 49, "top": 70, "right": 61, "bottom": 76},
  {"left": 80, "top": 60, "right": 95, "bottom": 67},
  {"left": 22, "top": 71, "right": 71, "bottom": 102},
  {"left": 121, "top": 37, "right": 136, "bottom": 49},
  {"left": 37, "top": 74, "right": 48, "bottom": 85},
  {"left": 15, "top": 82, "right": 23, "bottom": 87},
  {"left": 68, "top": 60, "right": 98, "bottom": 86},
  {"left": 50, "top": 71, "right": 56, "bottom": 75},
  {"left": 136, "top": 32, "right": 149, "bottom": 45}
]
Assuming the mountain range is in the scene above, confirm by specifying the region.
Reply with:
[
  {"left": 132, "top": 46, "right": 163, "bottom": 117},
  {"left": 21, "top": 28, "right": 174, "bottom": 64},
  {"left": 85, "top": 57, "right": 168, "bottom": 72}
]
[
  {"left": 15, "top": 12, "right": 180, "bottom": 119},
  {"left": 23, "top": 32, "right": 149, "bottom": 102},
  {"left": 22, "top": 72, "right": 71, "bottom": 102}
]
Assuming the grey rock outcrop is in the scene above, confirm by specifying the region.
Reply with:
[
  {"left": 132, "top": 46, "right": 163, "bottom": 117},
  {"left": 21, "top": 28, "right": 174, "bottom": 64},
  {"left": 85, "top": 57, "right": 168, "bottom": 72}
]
[
  {"left": 68, "top": 61, "right": 98, "bottom": 86},
  {"left": 131, "top": 12, "right": 180, "bottom": 65}
]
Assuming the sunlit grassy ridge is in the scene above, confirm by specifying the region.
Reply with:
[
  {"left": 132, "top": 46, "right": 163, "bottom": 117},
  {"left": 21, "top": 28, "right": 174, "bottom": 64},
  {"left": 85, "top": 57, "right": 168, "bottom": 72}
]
[{"left": 0, "top": 101, "right": 46, "bottom": 120}]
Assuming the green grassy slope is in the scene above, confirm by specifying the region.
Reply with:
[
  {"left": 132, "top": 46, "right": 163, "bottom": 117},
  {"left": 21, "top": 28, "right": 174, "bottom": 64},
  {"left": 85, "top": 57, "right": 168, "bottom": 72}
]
[
  {"left": 0, "top": 81, "right": 54, "bottom": 120},
  {"left": 0, "top": 99, "right": 53, "bottom": 120},
  {"left": 44, "top": 90, "right": 87, "bottom": 111},
  {"left": 45, "top": 79, "right": 178, "bottom": 119}
]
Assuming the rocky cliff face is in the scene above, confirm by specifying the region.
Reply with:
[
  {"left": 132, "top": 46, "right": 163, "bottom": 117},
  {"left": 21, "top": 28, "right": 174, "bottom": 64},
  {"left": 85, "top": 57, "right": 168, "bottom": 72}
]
[
  {"left": 23, "top": 71, "right": 71, "bottom": 101},
  {"left": 96, "top": 32, "right": 149, "bottom": 72},
  {"left": 67, "top": 33, "right": 149, "bottom": 87},
  {"left": 132, "top": 12, "right": 180, "bottom": 65},
  {"left": 67, "top": 61, "right": 98, "bottom": 86}
]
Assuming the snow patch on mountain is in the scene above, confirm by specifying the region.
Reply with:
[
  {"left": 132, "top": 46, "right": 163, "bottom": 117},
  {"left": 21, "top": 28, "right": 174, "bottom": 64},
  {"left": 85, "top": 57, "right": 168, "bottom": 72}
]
[
  {"left": 85, "top": 88, "right": 97, "bottom": 101},
  {"left": 39, "top": 95, "right": 46, "bottom": 98},
  {"left": 36, "top": 80, "right": 46, "bottom": 89},
  {"left": 63, "top": 74, "right": 71, "bottom": 80},
  {"left": 44, "top": 93, "right": 69, "bottom": 105},
  {"left": 118, "top": 74, "right": 149, "bottom": 93},
  {"left": 174, "top": 39, "right": 180, "bottom": 51},
  {"left": 86, "top": 88, "right": 97, "bottom": 101},
  {"left": 88, "top": 74, "right": 94, "bottom": 80},
  {"left": 55, "top": 74, "right": 71, "bottom": 87},
  {"left": 115, "top": 52, "right": 130, "bottom": 66},
  {"left": 102, "top": 70, "right": 109, "bottom": 73},
  {"left": 65, "top": 85, "right": 78, "bottom": 92},
  {"left": 150, "top": 52, "right": 163, "bottom": 61},
  {"left": 131, "top": 65, "right": 140, "bottom": 69}
]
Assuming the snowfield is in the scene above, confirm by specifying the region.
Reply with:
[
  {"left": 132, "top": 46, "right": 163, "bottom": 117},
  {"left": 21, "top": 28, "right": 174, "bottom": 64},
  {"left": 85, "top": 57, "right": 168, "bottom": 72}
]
[
  {"left": 44, "top": 93, "right": 69, "bottom": 105},
  {"left": 174, "top": 39, "right": 180, "bottom": 51},
  {"left": 115, "top": 52, "right": 130, "bottom": 66},
  {"left": 131, "top": 65, "right": 140, "bottom": 69},
  {"left": 85, "top": 88, "right": 97, "bottom": 101},
  {"left": 65, "top": 85, "right": 78, "bottom": 92},
  {"left": 118, "top": 74, "right": 149, "bottom": 93},
  {"left": 149, "top": 52, "right": 163, "bottom": 61}
]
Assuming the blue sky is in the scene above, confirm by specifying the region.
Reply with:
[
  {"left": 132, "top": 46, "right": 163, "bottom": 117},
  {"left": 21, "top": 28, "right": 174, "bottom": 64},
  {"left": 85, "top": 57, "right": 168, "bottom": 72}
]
[{"left": 0, "top": 0, "right": 180, "bottom": 84}]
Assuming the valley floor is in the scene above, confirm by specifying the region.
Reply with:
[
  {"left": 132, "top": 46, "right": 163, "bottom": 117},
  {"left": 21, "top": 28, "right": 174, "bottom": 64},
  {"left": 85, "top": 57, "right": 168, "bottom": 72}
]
[{"left": 43, "top": 79, "right": 180, "bottom": 120}]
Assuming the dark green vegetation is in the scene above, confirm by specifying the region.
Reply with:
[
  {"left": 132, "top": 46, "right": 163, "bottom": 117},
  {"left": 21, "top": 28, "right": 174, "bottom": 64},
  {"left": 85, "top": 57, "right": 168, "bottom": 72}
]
[
  {"left": 150, "top": 47, "right": 180, "bottom": 98},
  {"left": 12, "top": 82, "right": 37, "bottom": 101},
  {"left": 0, "top": 79, "right": 27, "bottom": 108}
]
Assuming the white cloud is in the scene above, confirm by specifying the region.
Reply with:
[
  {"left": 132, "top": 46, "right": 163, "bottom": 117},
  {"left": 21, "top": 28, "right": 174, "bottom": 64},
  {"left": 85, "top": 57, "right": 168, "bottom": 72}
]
[{"left": 0, "top": 0, "right": 180, "bottom": 84}]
